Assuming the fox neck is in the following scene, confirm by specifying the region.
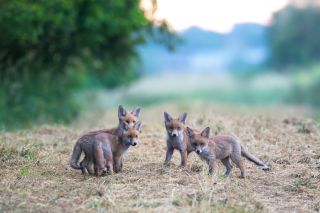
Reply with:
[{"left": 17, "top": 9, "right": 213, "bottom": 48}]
[
  {"left": 115, "top": 125, "right": 123, "bottom": 135},
  {"left": 118, "top": 136, "right": 130, "bottom": 148}
]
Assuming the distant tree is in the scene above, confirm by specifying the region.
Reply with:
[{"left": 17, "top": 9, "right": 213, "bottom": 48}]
[
  {"left": 0, "top": 0, "right": 176, "bottom": 129},
  {"left": 269, "top": 2, "right": 320, "bottom": 68}
]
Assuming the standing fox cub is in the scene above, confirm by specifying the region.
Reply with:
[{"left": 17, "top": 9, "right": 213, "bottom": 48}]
[
  {"left": 186, "top": 126, "right": 269, "bottom": 178},
  {"left": 92, "top": 121, "right": 141, "bottom": 176},
  {"left": 70, "top": 105, "right": 140, "bottom": 175},
  {"left": 164, "top": 112, "right": 195, "bottom": 167}
]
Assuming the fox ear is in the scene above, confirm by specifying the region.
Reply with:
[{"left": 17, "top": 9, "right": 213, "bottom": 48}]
[
  {"left": 164, "top": 112, "right": 172, "bottom": 123},
  {"left": 120, "top": 120, "right": 130, "bottom": 131},
  {"left": 186, "top": 127, "right": 194, "bottom": 137},
  {"left": 118, "top": 105, "right": 127, "bottom": 118},
  {"left": 134, "top": 121, "right": 142, "bottom": 132},
  {"left": 179, "top": 112, "right": 187, "bottom": 124},
  {"left": 131, "top": 107, "right": 141, "bottom": 118},
  {"left": 201, "top": 127, "right": 210, "bottom": 138}
]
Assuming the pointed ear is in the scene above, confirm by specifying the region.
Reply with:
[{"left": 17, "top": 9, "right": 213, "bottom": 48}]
[
  {"left": 179, "top": 112, "right": 187, "bottom": 124},
  {"left": 118, "top": 105, "right": 127, "bottom": 118},
  {"left": 120, "top": 120, "right": 129, "bottom": 131},
  {"left": 131, "top": 107, "right": 141, "bottom": 118},
  {"left": 186, "top": 127, "right": 194, "bottom": 137},
  {"left": 201, "top": 127, "right": 210, "bottom": 138},
  {"left": 134, "top": 121, "right": 142, "bottom": 132},
  {"left": 164, "top": 112, "right": 172, "bottom": 123}
]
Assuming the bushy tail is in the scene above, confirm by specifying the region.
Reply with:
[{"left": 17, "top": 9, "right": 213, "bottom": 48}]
[
  {"left": 70, "top": 142, "right": 82, "bottom": 170},
  {"left": 241, "top": 145, "right": 269, "bottom": 171}
]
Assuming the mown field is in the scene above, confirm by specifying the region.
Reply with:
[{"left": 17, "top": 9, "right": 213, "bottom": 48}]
[{"left": 0, "top": 102, "right": 319, "bottom": 212}]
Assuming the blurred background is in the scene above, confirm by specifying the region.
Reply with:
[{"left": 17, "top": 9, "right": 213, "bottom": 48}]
[{"left": 0, "top": 0, "right": 320, "bottom": 130}]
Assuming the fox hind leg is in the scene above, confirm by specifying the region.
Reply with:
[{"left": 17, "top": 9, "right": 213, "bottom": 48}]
[
  {"left": 221, "top": 157, "right": 233, "bottom": 176},
  {"left": 93, "top": 141, "right": 107, "bottom": 177},
  {"left": 80, "top": 155, "right": 93, "bottom": 175},
  {"left": 230, "top": 154, "right": 245, "bottom": 178},
  {"left": 208, "top": 159, "right": 217, "bottom": 175}
]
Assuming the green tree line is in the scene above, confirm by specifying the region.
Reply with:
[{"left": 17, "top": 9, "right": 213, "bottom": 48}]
[
  {"left": 269, "top": 0, "right": 320, "bottom": 68},
  {"left": 269, "top": 0, "right": 320, "bottom": 108},
  {"left": 0, "top": 0, "right": 175, "bottom": 130}
]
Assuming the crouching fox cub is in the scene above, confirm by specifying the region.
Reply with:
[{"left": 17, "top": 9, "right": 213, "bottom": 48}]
[
  {"left": 92, "top": 121, "right": 142, "bottom": 176},
  {"left": 70, "top": 105, "right": 140, "bottom": 175},
  {"left": 186, "top": 127, "right": 269, "bottom": 178}
]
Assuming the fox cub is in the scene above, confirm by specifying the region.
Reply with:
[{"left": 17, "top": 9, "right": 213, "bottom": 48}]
[
  {"left": 163, "top": 112, "right": 195, "bottom": 167},
  {"left": 92, "top": 121, "right": 142, "bottom": 176},
  {"left": 186, "top": 126, "right": 269, "bottom": 178},
  {"left": 70, "top": 105, "right": 140, "bottom": 175}
]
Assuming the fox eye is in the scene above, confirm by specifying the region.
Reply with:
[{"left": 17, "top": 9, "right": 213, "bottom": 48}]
[
  {"left": 192, "top": 142, "right": 197, "bottom": 146},
  {"left": 177, "top": 127, "right": 181, "bottom": 130},
  {"left": 133, "top": 120, "right": 136, "bottom": 123}
]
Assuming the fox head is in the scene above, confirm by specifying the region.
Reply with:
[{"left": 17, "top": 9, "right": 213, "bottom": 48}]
[
  {"left": 186, "top": 126, "right": 210, "bottom": 154},
  {"left": 118, "top": 105, "right": 141, "bottom": 127},
  {"left": 164, "top": 112, "right": 187, "bottom": 139},
  {"left": 119, "top": 121, "right": 142, "bottom": 146}
]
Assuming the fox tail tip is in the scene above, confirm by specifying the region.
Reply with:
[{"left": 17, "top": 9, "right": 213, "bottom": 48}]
[{"left": 261, "top": 165, "right": 270, "bottom": 171}]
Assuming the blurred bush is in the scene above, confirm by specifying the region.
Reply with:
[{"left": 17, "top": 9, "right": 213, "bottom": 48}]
[
  {"left": 0, "top": 0, "right": 176, "bottom": 130},
  {"left": 289, "top": 64, "right": 320, "bottom": 107},
  {"left": 269, "top": 1, "right": 320, "bottom": 68},
  {"left": 268, "top": 0, "right": 320, "bottom": 110}
]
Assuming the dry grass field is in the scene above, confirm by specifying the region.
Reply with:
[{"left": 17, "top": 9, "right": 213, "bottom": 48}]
[{"left": 0, "top": 102, "right": 319, "bottom": 212}]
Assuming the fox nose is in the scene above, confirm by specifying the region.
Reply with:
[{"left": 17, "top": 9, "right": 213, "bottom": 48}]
[
  {"left": 132, "top": 141, "right": 137, "bottom": 146},
  {"left": 196, "top": 150, "right": 201, "bottom": 154},
  {"left": 172, "top": 133, "right": 177, "bottom": 137}
]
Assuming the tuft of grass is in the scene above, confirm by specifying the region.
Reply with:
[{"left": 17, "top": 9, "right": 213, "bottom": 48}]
[
  {"left": 0, "top": 146, "right": 18, "bottom": 160},
  {"left": 21, "top": 165, "right": 31, "bottom": 176},
  {"left": 20, "top": 148, "right": 36, "bottom": 159}
]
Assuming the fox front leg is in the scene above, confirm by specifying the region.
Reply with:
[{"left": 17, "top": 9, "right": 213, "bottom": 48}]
[
  {"left": 106, "top": 160, "right": 113, "bottom": 175},
  {"left": 208, "top": 159, "right": 217, "bottom": 175},
  {"left": 113, "top": 156, "right": 122, "bottom": 173},
  {"left": 179, "top": 149, "right": 188, "bottom": 167},
  {"left": 164, "top": 146, "right": 174, "bottom": 165}
]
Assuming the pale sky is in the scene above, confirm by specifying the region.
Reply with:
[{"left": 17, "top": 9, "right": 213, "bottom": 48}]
[{"left": 141, "top": 0, "right": 289, "bottom": 33}]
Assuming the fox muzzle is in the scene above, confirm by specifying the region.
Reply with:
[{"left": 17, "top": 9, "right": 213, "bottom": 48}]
[
  {"left": 131, "top": 140, "right": 138, "bottom": 146},
  {"left": 196, "top": 148, "right": 202, "bottom": 154},
  {"left": 171, "top": 130, "right": 178, "bottom": 137}
]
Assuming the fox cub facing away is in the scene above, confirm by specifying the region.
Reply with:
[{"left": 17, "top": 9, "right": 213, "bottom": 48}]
[
  {"left": 92, "top": 121, "right": 142, "bottom": 176},
  {"left": 70, "top": 105, "right": 140, "bottom": 175},
  {"left": 164, "top": 112, "right": 194, "bottom": 167},
  {"left": 186, "top": 126, "right": 269, "bottom": 178}
]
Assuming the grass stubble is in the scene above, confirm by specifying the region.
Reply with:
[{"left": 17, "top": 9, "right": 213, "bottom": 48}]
[{"left": 0, "top": 103, "right": 319, "bottom": 212}]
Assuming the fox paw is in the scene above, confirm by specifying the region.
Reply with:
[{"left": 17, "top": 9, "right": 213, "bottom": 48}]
[
  {"left": 261, "top": 166, "right": 270, "bottom": 171},
  {"left": 164, "top": 161, "right": 174, "bottom": 167},
  {"left": 102, "top": 168, "right": 107, "bottom": 176},
  {"left": 81, "top": 168, "right": 89, "bottom": 175}
]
